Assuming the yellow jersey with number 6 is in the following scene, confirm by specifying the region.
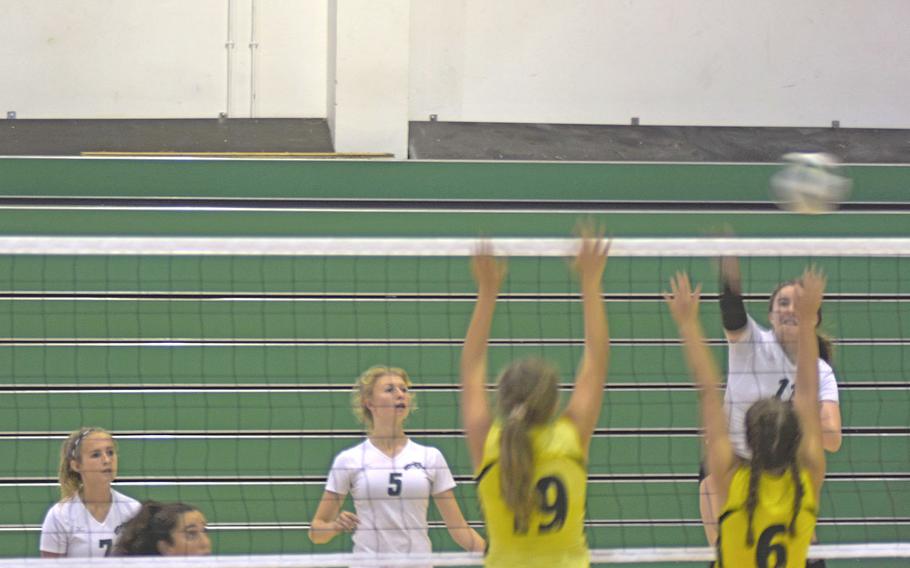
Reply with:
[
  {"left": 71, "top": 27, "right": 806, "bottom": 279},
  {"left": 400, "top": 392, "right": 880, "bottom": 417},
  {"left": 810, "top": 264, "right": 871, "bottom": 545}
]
[
  {"left": 715, "top": 466, "right": 817, "bottom": 568},
  {"left": 476, "top": 417, "right": 589, "bottom": 568}
]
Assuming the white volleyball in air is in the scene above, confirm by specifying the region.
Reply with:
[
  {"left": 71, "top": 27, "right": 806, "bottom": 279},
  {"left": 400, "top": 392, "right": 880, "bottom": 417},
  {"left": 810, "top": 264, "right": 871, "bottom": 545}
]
[{"left": 770, "top": 152, "right": 852, "bottom": 214}]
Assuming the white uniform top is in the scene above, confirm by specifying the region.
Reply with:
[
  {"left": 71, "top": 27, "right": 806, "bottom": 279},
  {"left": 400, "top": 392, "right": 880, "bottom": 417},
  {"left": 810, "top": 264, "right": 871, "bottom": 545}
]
[
  {"left": 325, "top": 438, "right": 456, "bottom": 560},
  {"left": 726, "top": 316, "right": 839, "bottom": 459},
  {"left": 39, "top": 489, "right": 141, "bottom": 557}
]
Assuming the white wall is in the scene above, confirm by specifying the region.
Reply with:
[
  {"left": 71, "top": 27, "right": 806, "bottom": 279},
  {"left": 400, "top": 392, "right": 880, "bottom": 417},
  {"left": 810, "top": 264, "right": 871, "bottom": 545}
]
[
  {"left": 332, "top": 0, "right": 410, "bottom": 156},
  {"left": 1, "top": 0, "right": 326, "bottom": 119},
  {"left": 2, "top": 0, "right": 908, "bottom": 129},
  {"left": 410, "top": 0, "right": 910, "bottom": 128}
]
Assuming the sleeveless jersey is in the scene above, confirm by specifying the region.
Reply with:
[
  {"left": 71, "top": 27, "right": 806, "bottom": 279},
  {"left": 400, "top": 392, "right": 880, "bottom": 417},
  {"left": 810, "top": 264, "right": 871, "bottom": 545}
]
[
  {"left": 476, "top": 417, "right": 589, "bottom": 568},
  {"left": 715, "top": 466, "right": 817, "bottom": 568}
]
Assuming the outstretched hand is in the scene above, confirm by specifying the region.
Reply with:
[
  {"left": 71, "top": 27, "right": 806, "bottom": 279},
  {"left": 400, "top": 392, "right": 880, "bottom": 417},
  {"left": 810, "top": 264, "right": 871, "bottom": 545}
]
[
  {"left": 795, "top": 265, "right": 826, "bottom": 325},
  {"left": 664, "top": 271, "right": 703, "bottom": 329},
  {"left": 471, "top": 241, "right": 507, "bottom": 293},
  {"left": 572, "top": 222, "right": 610, "bottom": 284}
]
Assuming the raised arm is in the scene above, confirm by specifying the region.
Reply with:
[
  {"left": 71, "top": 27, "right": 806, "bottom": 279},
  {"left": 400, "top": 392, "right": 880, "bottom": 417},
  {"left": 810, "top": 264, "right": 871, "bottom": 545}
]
[
  {"left": 793, "top": 267, "right": 827, "bottom": 499},
  {"left": 718, "top": 255, "right": 749, "bottom": 343},
  {"left": 665, "top": 272, "right": 737, "bottom": 498},
  {"left": 460, "top": 244, "right": 507, "bottom": 469},
  {"left": 563, "top": 233, "right": 610, "bottom": 453}
]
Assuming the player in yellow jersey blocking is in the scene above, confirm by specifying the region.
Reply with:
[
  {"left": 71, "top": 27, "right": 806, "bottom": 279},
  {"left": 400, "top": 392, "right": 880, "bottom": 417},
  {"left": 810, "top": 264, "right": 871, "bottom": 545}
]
[
  {"left": 461, "top": 229, "right": 610, "bottom": 568},
  {"left": 665, "top": 268, "right": 827, "bottom": 568}
]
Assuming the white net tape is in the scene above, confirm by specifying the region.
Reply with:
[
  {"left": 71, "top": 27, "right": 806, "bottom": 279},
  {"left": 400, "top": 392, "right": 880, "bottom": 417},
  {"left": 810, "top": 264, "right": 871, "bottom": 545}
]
[
  {"left": 0, "top": 236, "right": 908, "bottom": 257},
  {"left": 2, "top": 544, "right": 908, "bottom": 567}
]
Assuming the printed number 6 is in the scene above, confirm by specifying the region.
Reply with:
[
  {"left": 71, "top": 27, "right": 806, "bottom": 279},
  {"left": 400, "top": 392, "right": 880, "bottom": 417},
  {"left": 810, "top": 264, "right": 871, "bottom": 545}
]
[
  {"left": 388, "top": 472, "right": 403, "bottom": 496},
  {"left": 755, "top": 524, "right": 787, "bottom": 567}
]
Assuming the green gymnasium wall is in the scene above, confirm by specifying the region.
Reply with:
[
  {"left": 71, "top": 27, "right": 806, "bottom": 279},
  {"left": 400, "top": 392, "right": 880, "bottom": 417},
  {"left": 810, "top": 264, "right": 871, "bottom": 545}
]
[{"left": 0, "top": 158, "right": 908, "bottom": 566}]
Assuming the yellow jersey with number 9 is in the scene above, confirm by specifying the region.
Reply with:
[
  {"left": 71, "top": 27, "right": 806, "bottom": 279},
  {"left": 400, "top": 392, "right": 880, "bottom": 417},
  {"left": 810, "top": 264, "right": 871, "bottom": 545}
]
[
  {"left": 715, "top": 466, "right": 817, "bottom": 568},
  {"left": 476, "top": 417, "right": 589, "bottom": 568}
]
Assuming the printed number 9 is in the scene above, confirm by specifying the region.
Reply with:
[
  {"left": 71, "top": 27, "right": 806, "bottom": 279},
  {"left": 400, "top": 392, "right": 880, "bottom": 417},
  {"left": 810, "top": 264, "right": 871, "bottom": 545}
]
[{"left": 536, "top": 476, "right": 568, "bottom": 533}]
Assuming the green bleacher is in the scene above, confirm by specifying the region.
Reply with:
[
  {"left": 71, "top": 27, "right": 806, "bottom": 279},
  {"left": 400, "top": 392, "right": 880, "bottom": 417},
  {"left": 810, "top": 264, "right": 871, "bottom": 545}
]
[{"left": 1, "top": 157, "right": 908, "bottom": 566}]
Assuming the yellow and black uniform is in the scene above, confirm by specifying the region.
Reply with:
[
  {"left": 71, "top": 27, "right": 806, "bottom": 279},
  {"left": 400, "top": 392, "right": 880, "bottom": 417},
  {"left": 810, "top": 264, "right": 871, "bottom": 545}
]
[
  {"left": 475, "top": 417, "right": 588, "bottom": 568},
  {"left": 715, "top": 466, "right": 817, "bottom": 568}
]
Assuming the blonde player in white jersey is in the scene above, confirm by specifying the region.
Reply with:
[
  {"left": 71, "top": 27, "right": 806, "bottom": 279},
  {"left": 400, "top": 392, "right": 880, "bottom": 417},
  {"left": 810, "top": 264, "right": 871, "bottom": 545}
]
[
  {"left": 40, "top": 427, "right": 141, "bottom": 557},
  {"left": 699, "top": 257, "right": 842, "bottom": 563},
  {"left": 309, "top": 366, "right": 484, "bottom": 564}
]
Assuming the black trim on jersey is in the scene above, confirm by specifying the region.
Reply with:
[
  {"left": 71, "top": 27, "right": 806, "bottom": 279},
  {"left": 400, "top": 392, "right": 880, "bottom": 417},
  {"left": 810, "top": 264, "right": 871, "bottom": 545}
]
[{"left": 475, "top": 461, "right": 496, "bottom": 483}]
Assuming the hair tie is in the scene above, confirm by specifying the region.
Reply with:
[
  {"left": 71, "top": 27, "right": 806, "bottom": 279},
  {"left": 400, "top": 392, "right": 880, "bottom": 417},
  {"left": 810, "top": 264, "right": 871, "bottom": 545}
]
[
  {"left": 509, "top": 404, "right": 527, "bottom": 422},
  {"left": 68, "top": 429, "right": 93, "bottom": 460}
]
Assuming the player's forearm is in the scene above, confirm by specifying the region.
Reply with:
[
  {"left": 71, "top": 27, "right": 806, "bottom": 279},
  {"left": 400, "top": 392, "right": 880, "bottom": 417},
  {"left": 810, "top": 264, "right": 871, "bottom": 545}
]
[
  {"left": 307, "top": 520, "right": 340, "bottom": 544},
  {"left": 449, "top": 525, "right": 485, "bottom": 552},
  {"left": 461, "top": 290, "right": 497, "bottom": 384},
  {"left": 794, "top": 325, "right": 820, "bottom": 413},
  {"left": 580, "top": 277, "right": 609, "bottom": 385},
  {"left": 678, "top": 321, "right": 728, "bottom": 445},
  {"left": 821, "top": 403, "right": 842, "bottom": 452}
]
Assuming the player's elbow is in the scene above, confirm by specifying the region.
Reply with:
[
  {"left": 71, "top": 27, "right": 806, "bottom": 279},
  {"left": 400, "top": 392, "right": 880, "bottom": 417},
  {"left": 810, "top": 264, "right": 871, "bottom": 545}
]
[
  {"left": 308, "top": 525, "right": 332, "bottom": 544},
  {"left": 822, "top": 429, "right": 842, "bottom": 453}
]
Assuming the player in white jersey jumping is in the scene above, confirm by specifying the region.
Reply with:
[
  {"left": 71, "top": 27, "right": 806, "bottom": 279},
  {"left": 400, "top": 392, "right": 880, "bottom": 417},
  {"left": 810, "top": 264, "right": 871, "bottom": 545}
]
[
  {"left": 309, "top": 366, "right": 484, "bottom": 563},
  {"left": 699, "top": 257, "right": 843, "bottom": 555},
  {"left": 40, "top": 427, "right": 141, "bottom": 557}
]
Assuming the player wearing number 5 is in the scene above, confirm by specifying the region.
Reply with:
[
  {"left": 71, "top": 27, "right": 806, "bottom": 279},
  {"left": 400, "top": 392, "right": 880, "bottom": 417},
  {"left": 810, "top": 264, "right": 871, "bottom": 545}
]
[
  {"left": 309, "top": 366, "right": 484, "bottom": 563},
  {"left": 666, "top": 269, "right": 827, "bottom": 567},
  {"left": 461, "top": 232, "right": 610, "bottom": 568}
]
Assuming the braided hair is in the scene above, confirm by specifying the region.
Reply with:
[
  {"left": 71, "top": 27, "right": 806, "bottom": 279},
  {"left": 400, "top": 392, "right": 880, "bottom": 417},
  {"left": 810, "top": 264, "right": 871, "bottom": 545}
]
[{"left": 743, "top": 398, "right": 804, "bottom": 546}]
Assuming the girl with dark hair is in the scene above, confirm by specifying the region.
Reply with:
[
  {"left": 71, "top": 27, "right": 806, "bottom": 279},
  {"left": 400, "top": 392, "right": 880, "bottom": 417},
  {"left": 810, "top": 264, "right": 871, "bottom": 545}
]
[
  {"left": 666, "top": 268, "right": 827, "bottom": 567},
  {"left": 696, "top": 256, "right": 842, "bottom": 548},
  {"left": 115, "top": 500, "right": 211, "bottom": 556},
  {"left": 461, "top": 232, "right": 610, "bottom": 568},
  {"left": 39, "top": 427, "right": 140, "bottom": 557}
]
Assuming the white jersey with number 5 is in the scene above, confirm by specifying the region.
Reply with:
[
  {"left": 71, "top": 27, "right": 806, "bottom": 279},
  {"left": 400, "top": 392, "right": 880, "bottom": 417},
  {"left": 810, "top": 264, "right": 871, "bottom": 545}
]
[
  {"left": 325, "top": 438, "right": 456, "bottom": 557},
  {"left": 726, "top": 316, "right": 839, "bottom": 459},
  {"left": 39, "top": 489, "right": 140, "bottom": 557}
]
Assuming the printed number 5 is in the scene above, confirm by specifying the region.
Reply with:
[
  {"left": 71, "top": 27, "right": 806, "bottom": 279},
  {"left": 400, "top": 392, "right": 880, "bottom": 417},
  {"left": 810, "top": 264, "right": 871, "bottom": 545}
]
[{"left": 388, "top": 472, "right": 403, "bottom": 496}]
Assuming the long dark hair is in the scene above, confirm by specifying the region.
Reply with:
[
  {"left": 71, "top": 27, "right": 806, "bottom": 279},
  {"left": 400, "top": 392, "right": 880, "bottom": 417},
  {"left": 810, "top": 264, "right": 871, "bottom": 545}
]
[
  {"left": 768, "top": 279, "right": 833, "bottom": 364},
  {"left": 743, "top": 398, "right": 804, "bottom": 547},
  {"left": 115, "top": 500, "right": 197, "bottom": 556}
]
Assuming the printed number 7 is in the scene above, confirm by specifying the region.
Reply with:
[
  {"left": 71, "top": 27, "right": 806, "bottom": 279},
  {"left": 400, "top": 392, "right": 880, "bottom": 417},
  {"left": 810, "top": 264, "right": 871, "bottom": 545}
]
[
  {"left": 99, "top": 538, "right": 113, "bottom": 556},
  {"left": 775, "top": 379, "right": 790, "bottom": 399}
]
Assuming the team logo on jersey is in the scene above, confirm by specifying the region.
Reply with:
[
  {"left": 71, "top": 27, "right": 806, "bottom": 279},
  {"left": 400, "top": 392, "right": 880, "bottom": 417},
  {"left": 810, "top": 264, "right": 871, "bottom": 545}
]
[{"left": 403, "top": 462, "right": 425, "bottom": 471}]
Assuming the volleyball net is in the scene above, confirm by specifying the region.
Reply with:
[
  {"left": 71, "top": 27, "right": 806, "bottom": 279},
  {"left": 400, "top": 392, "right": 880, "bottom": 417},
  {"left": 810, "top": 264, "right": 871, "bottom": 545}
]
[{"left": 1, "top": 236, "right": 908, "bottom": 565}]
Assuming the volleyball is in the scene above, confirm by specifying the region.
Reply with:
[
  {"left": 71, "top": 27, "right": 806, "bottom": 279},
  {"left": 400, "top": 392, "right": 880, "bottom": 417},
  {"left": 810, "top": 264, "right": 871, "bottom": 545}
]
[{"left": 770, "top": 152, "right": 852, "bottom": 214}]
